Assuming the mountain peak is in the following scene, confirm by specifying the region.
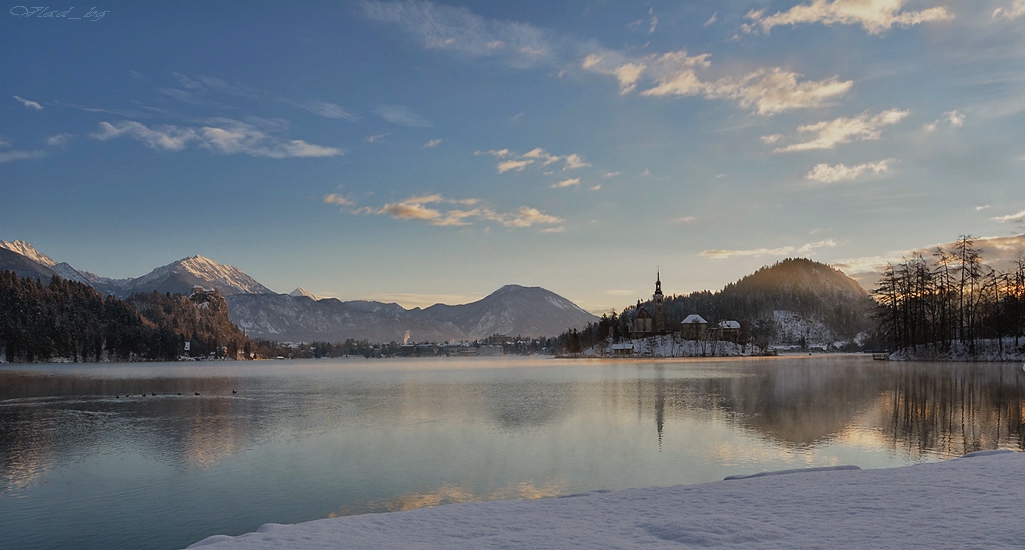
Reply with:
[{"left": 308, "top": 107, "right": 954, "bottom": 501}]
[
  {"left": 289, "top": 287, "right": 318, "bottom": 300},
  {"left": 0, "top": 240, "right": 57, "bottom": 267}
]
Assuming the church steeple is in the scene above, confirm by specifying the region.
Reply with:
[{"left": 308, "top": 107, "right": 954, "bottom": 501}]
[{"left": 653, "top": 269, "right": 665, "bottom": 333}]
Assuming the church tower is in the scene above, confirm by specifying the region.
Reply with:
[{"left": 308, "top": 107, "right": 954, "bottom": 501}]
[{"left": 653, "top": 270, "right": 665, "bottom": 333}]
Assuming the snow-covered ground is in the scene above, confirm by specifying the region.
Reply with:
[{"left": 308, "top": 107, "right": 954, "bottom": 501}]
[
  {"left": 585, "top": 335, "right": 757, "bottom": 357},
  {"left": 890, "top": 338, "right": 1025, "bottom": 362},
  {"left": 187, "top": 450, "right": 1024, "bottom": 549}
]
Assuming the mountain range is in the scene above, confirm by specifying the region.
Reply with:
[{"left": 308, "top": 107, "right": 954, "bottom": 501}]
[{"left": 0, "top": 240, "right": 598, "bottom": 342}]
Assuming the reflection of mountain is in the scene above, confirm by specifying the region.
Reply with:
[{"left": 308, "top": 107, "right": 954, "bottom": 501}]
[{"left": 481, "top": 381, "right": 575, "bottom": 431}]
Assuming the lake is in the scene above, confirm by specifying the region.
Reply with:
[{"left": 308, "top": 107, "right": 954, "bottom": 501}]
[{"left": 2, "top": 355, "right": 1023, "bottom": 550}]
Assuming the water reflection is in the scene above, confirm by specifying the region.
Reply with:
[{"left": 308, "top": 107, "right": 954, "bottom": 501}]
[
  {"left": 330, "top": 480, "right": 566, "bottom": 517},
  {"left": 2, "top": 358, "right": 1025, "bottom": 550}
]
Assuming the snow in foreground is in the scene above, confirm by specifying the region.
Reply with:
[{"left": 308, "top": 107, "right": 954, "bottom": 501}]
[{"left": 188, "top": 451, "right": 1024, "bottom": 549}]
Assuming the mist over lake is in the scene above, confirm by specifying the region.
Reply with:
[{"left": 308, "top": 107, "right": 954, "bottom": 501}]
[{"left": 3, "top": 356, "right": 1023, "bottom": 550}]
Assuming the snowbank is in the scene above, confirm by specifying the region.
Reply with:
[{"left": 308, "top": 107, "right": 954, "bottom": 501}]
[{"left": 187, "top": 451, "right": 1025, "bottom": 549}]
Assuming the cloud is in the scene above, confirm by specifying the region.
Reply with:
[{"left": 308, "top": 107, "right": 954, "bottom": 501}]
[
  {"left": 323, "top": 193, "right": 355, "bottom": 207},
  {"left": 344, "top": 193, "right": 563, "bottom": 229},
  {"left": 806, "top": 159, "right": 894, "bottom": 183},
  {"left": 673, "top": 216, "right": 697, "bottom": 224},
  {"left": 13, "top": 95, "right": 43, "bottom": 110},
  {"left": 701, "top": 239, "right": 837, "bottom": 258},
  {"left": 584, "top": 50, "right": 852, "bottom": 115},
  {"left": 362, "top": 0, "right": 559, "bottom": 69},
  {"left": 976, "top": 205, "right": 992, "bottom": 211},
  {"left": 423, "top": 138, "right": 444, "bottom": 148},
  {"left": 993, "top": 0, "right": 1025, "bottom": 20},
  {"left": 91, "top": 121, "right": 197, "bottom": 151},
  {"left": 0, "top": 150, "right": 45, "bottom": 163},
  {"left": 744, "top": 0, "right": 954, "bottom": 35},
  {"left": 552, "top": 177, "right": 580, "bottom": 188},
  {"left": 485, "top": 147, "right": 590, "bottom": 174},
  {"left": 772, "top": 108, "right": 909, "bottom": 152},
  {"left": 704, "top": 12, "right": 718, "bottom": 27},
  {"left": 497, "top": 159, "right": 533, "bottom": 173},
  {"left": 46, "top": 134, "right": 72, "bottom": 146},
  {"left": 91, "top": 119, "right": 342, "bottom": 158},
  {"left": 648, "top": 7, "right": 659, "bottom": 34},
  {"left": 945, "top": 110, "right": 965, "bottom": 128},
  {"left": 293, "top": 100, "right": 360, "bottom": 121},
  {"left": 375, "top": 105, "right": 432, "bottom": 128},
  {"left": 992, "top": 209, "right": 1025, "bottom": 223},
  {"left": 366, "top": 133, "right": 388, "bottom": 143}
]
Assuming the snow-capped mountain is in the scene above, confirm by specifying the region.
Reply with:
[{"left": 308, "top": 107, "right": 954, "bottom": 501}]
[
  {"left": 289, "top": 287, "right": 319, "bottom": 300},
  {"left": 0, "top": 240, "right": 57, "bottom": 267},
  {"left": 227, "top": 285, "right": 599, "bottom": 343},
  {"left": 124, "top": 255, "right": 273, "bottom": 296}
]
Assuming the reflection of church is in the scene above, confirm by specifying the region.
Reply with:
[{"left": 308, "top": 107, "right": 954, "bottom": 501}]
[{"left": 631, "top": 272, "right": 667, "bottom": 336}]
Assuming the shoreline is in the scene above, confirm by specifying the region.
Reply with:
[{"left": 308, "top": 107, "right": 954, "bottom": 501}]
[{"left": 187, "top": 450, "right": 1025, "bottom": 549}]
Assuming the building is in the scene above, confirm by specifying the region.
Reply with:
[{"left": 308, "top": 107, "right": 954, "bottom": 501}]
[
  {"left": 717, "top": 320, "right": 741, "bottom": 342},
  {"left": 631, "top": 272, "right": 668, "bottom": 337},
  {"left": 681, "top": 314, "right": 708, "bottom": 340}
]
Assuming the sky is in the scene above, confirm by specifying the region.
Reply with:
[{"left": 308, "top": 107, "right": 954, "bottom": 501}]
[{"left": 3, "top": 0, "right": 1025, "bottom": 313}]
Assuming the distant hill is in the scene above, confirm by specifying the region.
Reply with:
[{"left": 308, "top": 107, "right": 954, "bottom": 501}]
[
  {"left": 0, "top": 240, "right": 595, "bottom": 344},
  {"left": 227, "top": 285, "right": 598, "bottom": 343},
  {"left": 661, "top": 258, "right": 876, "bottom": 347}
]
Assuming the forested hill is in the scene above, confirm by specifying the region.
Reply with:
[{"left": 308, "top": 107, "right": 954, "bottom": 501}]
[
  {"left": 661, "top": 258, "right": 876, "bottom": 345},
  {"left": 0, "top": 271, "right": 252, "bottom": 363}
]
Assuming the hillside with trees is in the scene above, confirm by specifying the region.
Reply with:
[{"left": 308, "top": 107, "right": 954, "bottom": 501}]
[
  {"left": 873, "top": 236, "right": 1025, "bottom": 360},
  {"left": 0, "top": 271, "right": 252, "bottom": 363},
  {"left": 557, "top": 258, "right": 877, "bottom": 354}
]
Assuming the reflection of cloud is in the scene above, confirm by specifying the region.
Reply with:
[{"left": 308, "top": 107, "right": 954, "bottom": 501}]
[{"left": 329, "top": 480, "right": 566, "bottom": 517}]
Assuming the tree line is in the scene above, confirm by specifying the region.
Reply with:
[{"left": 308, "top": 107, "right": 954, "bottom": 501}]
[
  {"left": 0, "top": 271, "right": 252, "bottom": 362},
  {"left": 873, "top": 236, "right": 1025, "bottom": 356}
]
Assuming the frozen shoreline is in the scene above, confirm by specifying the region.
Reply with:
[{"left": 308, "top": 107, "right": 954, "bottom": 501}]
[{"left": 187, "top": 450, "right": 1025, "bottom": 549}]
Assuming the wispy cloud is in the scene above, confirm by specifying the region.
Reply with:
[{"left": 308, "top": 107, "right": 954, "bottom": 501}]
[
  {"left": 423, "top": 138, "right": 444, "bottom": 148},
  {"left": 366, "top": 133, "right": 388, "bottom": 143},
  {"left": 772, "top": 108, "right": 909, "bottom": 152},
  {"left": 374, "top": 105, "right": 432, "bottom": 128},
  {"left": 583, "top": 50, "right": 852, "bottom": 115},
  {"left": 806, "top": 159, "right": 895, "bottom": 183},
  {"left": 704, "top": 12, "right": 718, "bottom": 27},
  {"left": 0, "top": 150, "right": 45, "bottom": 163},
  {"left": 477, "top": 147, "right": 590, "bottom": 174},
  {"left": 91, "top": 119, "right": 342, "bottom": 158},
  {"left": 13, "top": 95, "right": 43, "bottom": 110},
  {"left": 46, "top": 134, "right": 73, "bottom": 146},
  {"left": 702, "top": 239, "right": 837, "bottom": 258},
  {"left": 362, "top": 0, "right": 559, "bottom": 70},
  {"left": 993, "top": 0, "right": 1025, "bottom": 20},
  {"left": 992, "top": 209, "right": 1025, "bottom": 223},
  {"left": 367, "top": 1, "right": 852, "bottom": 116},
  {"left": 291, "top": 100, "right": 360, "bottom": 121},
  {"left": 924, "top": 110, "right": 965, "bottom": 132},
  {"left": 337, "top": 193, "right": 563, "bottom": 230},
  {"left": 552, "top": 177, "right": 580, "bottom": 188},
  {"left": 324, "top": 193, "right": 355, "bottom": 207},
  {"left": 162, "top": 73, "right": 359, "bottom": 122},
  {"left": 744, "top": 0, "right": 954, "bottom": 35}
]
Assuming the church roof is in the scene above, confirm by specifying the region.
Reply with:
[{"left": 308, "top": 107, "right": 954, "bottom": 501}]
[
  {"left": 682, "top": 314, "right": 707, "bottom": 325},
  {"left": 635, "top": 307, "right": 653, "bottom": 319}
]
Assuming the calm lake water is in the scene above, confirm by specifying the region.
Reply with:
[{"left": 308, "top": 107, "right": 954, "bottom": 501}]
[{"left": 2, "top": 355, "right": 1024, "bottom": 549}]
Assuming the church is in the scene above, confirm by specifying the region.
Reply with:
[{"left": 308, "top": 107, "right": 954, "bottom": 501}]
[{"left": 630, "top": 271, "right": 667, "bottom": 337}]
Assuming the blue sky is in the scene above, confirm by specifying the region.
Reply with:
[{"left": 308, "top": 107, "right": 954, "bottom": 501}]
[{"left": 3, "top": 1, "right": 1025, "bottom": 313}]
